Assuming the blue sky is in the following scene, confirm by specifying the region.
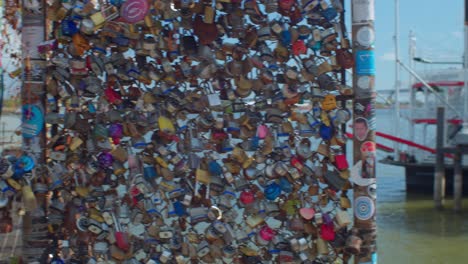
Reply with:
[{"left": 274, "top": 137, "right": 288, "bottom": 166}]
[{"left": 345, "top": 0, "right": 464, "bottom": 94}]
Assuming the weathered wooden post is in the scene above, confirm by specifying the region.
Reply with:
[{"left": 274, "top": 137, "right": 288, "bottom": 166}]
[
  {"left": 21, "top": 0, "right": 48, "bottom": 261},
  {"left": 434, "top": 107, "right": 445, "bottom": 209},
  {"left": 453, "top": 146, "right": 463, "bottom": 212},
  {"left": 352, "top": 0, "right": 377, "bottom": 263}
]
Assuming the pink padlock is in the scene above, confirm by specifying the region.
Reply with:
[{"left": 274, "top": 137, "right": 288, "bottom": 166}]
[{"left": 257, "top": 124, "right": 269, "bottom": 139}]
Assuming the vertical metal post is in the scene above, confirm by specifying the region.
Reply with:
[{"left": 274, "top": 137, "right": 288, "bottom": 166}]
[
  {"left": 464, "top": 0, "right": 468, "bottom": 125},
  {"left": 339, "top": 0, "right": 347, "bottom": 155},
  {"left": 352, "top": 0, "right": 377, "bottom": 263},
  {"left": 394, "top": 0, "right": 401, "bottom": 160},
  {"left": 434, "top": 107, "right": 445, "bottom": 209},
  {"left": 408, "top": 31, "right": 416, "bottom": 156},
  {"left": 453, "top": 146, "right": 463, "bottom": 212},
  {"left": 21, "top": 0, "right": 48, "bottom": 261}
]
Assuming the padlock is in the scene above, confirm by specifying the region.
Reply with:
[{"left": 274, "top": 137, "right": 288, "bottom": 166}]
[
  {"left": 112, "top": 213, "right": 130, "bottom": 252},
  {"left": 22, "top": 181, "right": 37, "bottom": 211},
  {"left": 257, "top": 225, "right": 276, "bottom": 246},
  {"left": 316, "top": 237, "right": 329, "bottom": 255},
  {"left": 333, "top": 147, "right": 349, "bottom": 171},
  {"left": 324, "top": 169, "right": 346, "bottom": 190},
  {"left": 345, "top": 228, "right": 363, "bottom": 255},
  {"left": 291, "top": 237, "right": 309, "bottom": 252},
  {"left": 335, "top": 210, "right": 351, "bottom": 228},
  {"left": 264, "top": 182, "right": 281, "bottom": 201}
]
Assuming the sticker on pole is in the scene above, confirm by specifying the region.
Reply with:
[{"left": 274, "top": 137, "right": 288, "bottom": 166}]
[
  {"left": 356, "top": 26, "right": 375, "bottom": 48},
  {"left": 354, "top": 196, "right": 375, "bottom": 221},
  {"left": 352, "top": 0, "right": 375, "bottom": 23},
  {"left": 22, "top": 104, "right": 44, "bottom": 138},
  {"left": 355, "top": 50, "right": 375, "bottom": 76},
  {"left": 121, "top": 0, "right": 149, "bottom": 23},
  {"left": 350, "top": 160, "right": 376, "bottom": 186}
]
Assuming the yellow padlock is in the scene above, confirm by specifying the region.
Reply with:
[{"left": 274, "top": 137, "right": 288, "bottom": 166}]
[
  {"left": 155, "top": 156, "right": 169, "bottom": 168},
  {"left": 340, "top": 195, "right": 351, "bottom": 209},
  {"left": 69, "top": 137, "right": 83, "bottom": 151},
  {"left": 22, "top": 184, "right": 37, "bottom": 211},
  {"left": 75, "top": 186, "right": 89, "bottom": 197},
  {"left": 196, "top": 168, "right": 211, "bottom": 184},
  {"left": 232, "top": 146, "right": 248, "bottom": 164},
  {"left": 88, "top": 208, "right": 105, "bottom": 223},
  {"left": 204, "top": 6, "right": 215, "bottom": 24},
  {"left": 158, "top": 116, "right": 176, "bottom": 134},
  {"left": 90, "top": 12, "right": 106, "bottom": 29},
  {"left": 7, "top": 178, "right": 22, "bottom": 191}
]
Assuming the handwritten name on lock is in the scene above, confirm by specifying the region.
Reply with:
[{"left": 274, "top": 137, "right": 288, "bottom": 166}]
[{"left": 6, "top": 0, "right": 361, "bottom": 262}]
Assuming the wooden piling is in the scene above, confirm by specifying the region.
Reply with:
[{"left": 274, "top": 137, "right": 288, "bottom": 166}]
[
  {"left": 434, "top": 107, "right": 445, "bottom": 209},
  {"left": 454, "top": 146, "right": 463, "bottom": 212}
]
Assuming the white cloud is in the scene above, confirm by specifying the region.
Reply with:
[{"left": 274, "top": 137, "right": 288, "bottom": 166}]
[{"left": 379, "top": 52, "right": 395, "bottom": 61}]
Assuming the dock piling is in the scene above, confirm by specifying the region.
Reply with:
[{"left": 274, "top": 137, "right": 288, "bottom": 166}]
[
  {"left": 454, "top": 146, "right": 463, "bottom": 212},
  {"left": 435, "top": 107, "right": 446, "bottom": 209}
]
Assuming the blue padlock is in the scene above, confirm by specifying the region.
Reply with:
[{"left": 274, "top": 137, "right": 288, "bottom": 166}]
[
  {"left": 321, "top": 7, "right": 338, "bottom": 22},
  {"left": 280, "top": 29, "right": 292, "bottom": 46},
  {"left": 61, "top": 19, "right": 78, "bottom": 36},
  {"left": 264, "top": 182, "right": 282, "bottom": 201},
  {"left": 13, "top": 156, "right": 34, "bottom": 180},
  {"left": 320, "top": 123, "right": 334, "bottom": 141},
  {"left": 208, "top": 160, "right": 223, "bottom": 176},
  {"left": 310, "top": 41, "right": 322, "bottom": 52},
  {"left": 279, "top": 177, "right": 292, "bottom": 193},
  {"left": 173, "top": 201, "right": 187, "bottom": 217},
  {"left": 143, "top": 166, "right": 157, "bottom": 180},
  {"left": 110, "top": 0, "right": 124, "bottom": 6}
]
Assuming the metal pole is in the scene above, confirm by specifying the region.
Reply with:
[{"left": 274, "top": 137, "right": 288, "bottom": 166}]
[
  {"left": 434, "top": 107, "right": 445, "bottom": 209},
  {"left": 408, "top": 31, "right": 416, "bottom": 156},
  {"left": 394, "top": 0, "right": 401, "bottom": 160},
  {"left": 352, "top": 0, "right": 377, "bottom": 263},
  {"left": 464, "top": 0, "right": 468, "bottom": 125},
  {"left": 453, "top": 146, "right": 463, "bottom": 212}
]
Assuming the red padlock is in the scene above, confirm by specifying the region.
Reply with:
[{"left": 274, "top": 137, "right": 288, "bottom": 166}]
[
  {"left": 239, "top": 190, "right": 255, "bottom": 206},
  {"left": 290, "top": 156, "right": 304, "bottom": 171},
  {"left": 321, "top": 223, "right": 335, "bottom": 241},
  {"left": 292, "top": 40, "right": 307, "bottom": 56},
  {"left": 112, "top": 213, "right": 130, "bottom": 251},
  {"left": 104, "top": 87, "right": 122, "bottom": 104},
  {"left": 334, "top": 149, "right": 349, "bottom": 171}
]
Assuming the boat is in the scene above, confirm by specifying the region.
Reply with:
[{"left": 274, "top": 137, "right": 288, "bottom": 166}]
[{"left": 377, "top": 60, "right": 468, "bottom": 194}]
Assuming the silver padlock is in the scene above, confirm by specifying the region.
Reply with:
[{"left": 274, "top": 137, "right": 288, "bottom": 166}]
[{"left": 197, "top": 240, "right": 210, "bottom": 258}]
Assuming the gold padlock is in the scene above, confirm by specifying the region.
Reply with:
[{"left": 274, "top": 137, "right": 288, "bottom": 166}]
[{"left": 204, "top": 6, "right": 215, "bottom": 24}]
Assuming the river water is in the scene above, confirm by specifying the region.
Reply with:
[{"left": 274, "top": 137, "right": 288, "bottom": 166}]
[
  {"left": 1, "top": 110, "right": 468, "bottom": 263},
  {"left": 373, "top": 109, "right": 468, "bottom": 264}
]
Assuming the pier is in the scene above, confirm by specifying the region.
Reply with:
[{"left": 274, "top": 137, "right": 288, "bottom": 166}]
[{"left": 435, "top": 107, "right": 468, "bottom": 212}]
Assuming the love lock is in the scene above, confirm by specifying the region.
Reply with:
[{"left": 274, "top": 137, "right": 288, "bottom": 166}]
[{"left": 32, "top": 0, "right": 357, "bottom": 262}]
